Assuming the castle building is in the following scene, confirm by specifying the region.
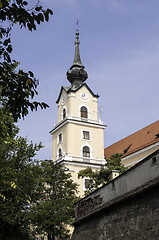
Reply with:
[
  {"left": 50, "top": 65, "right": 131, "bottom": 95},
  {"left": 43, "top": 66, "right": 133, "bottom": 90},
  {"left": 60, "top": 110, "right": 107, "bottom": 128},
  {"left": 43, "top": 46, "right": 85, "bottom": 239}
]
[{"left": 50, "top": 27, "right": 106, "bottom": 196}]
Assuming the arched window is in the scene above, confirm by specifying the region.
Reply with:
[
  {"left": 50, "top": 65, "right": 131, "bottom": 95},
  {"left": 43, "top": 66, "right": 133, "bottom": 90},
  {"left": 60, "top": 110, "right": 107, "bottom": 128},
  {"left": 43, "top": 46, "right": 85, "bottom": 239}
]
[
  {"left": 58, "top": 148, "right": 62, "bottom": 158},
  {"left": 83, "top": 146, "right": 90, "bottom": 158},
  {"left": 81, "top": 106, "right": 88, "bottom": 118},
  {"left": 63, "top": 108, "right": 66, "bottom": 119}
]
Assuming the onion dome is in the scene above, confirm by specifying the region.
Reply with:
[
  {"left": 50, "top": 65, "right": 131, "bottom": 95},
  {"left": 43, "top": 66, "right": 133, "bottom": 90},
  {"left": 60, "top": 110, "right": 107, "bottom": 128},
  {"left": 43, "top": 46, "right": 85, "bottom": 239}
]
[{"left": 66, "top": 23, "right": 88, "bottom": 89}]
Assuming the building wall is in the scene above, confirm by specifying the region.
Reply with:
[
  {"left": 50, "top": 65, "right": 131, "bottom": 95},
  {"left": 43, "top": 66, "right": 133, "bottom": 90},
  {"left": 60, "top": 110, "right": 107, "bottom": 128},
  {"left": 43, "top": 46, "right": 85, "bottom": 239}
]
[
  {"left": 52, "top": 122, "right": 104, "bottom": 161},
  {"left": 57, "top": 85, "right": 98, "bottom": 122},
  {"left": 122, "top": 142, "right": 159, "bottom": 167},
  {"left": 72, "top": 150, "right": 159, "bottom": 239},
  {"left": 51, "top": 84, "right": 106, "bottom": 197},
  {"left": 72, "top": 185, "right": 159, "bottom": 240}
]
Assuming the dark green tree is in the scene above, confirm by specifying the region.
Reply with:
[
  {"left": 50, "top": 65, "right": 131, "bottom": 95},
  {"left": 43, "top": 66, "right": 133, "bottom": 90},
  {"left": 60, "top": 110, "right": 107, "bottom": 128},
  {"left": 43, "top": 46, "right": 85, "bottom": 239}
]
[
  {"left": 0, "top": 0, "right": 53, "bottom": 121},
  {"left": 78, "top": 153, "right": 127, "bottom": 194},
  {"left": 0, "top": 1, "right": 54, "bottom": 238},
  {"left": 0, "top": 108, "right": 43, "bottom": 240},
  {"left": 29, "top": 161, "right": 78, "bottom": 240}
]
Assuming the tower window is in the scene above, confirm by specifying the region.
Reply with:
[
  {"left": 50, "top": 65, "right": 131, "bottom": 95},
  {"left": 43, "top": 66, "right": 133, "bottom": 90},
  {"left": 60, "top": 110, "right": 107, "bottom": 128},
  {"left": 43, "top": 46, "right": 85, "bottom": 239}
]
[
  {"left": 81, "top": 106, "right": 88, "bottom": 118},
  {"left": 83, "top": 131, "right": 90, "bottom": 140},
  {"left": 58, "top": 148, "right": 62, "bottom": 158},
  {"left": 83, "top": 146, "right": 90, "bottom": 158},
  {"left": 63, "top": 108, "right": 66, "bottom": 119},
  {"left": 58, "top": 133, "right": 62, "bottom": 143}
]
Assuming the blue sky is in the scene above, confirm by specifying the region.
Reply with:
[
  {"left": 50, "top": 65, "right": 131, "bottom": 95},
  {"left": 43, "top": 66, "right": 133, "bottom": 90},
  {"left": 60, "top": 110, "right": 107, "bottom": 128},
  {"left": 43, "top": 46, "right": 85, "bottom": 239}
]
[{"left": 12, "top": 0, "right": 159, "bottom": 160}]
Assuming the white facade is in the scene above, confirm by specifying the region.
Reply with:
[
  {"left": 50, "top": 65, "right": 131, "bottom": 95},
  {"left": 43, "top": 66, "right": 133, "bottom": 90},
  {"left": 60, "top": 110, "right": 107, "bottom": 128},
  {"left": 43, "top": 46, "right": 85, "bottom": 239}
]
[
  {"left": 50, "top": 28, "right": 106, "bottom": 196},
  {"left": 50, "top": 84, "right": 106, "bottom": 196}
]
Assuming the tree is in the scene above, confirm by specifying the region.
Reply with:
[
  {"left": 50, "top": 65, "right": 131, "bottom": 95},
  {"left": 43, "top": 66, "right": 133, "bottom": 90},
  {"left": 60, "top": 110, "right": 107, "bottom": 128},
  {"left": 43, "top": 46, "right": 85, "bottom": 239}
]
[
  {"left": 29, "top": 161, "right": 78, "bottom": 240},
  {"left": 0, "top": 108, "right": 43, "bottom": 239},
  {"left": 0, "top": 108, "right": 78, "bottom": 239},
  {"left": 78, "top": 153, "right": 127, "bottom": 194},
  {"left": 0, "top": 1, "right": 54, "bottom": 238},
  {"left": 0, "top": 0, "right": 53, "bottom": 121}
]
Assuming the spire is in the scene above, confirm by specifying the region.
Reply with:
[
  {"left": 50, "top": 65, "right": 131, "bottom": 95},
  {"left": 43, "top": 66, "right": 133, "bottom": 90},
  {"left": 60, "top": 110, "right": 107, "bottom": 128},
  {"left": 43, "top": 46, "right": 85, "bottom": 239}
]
[
  {"left": 66, "top": 20, "right": 88, "bottom": 89},
  {"left": 73, "top": 20, "right": 83, "bottom": 66}
]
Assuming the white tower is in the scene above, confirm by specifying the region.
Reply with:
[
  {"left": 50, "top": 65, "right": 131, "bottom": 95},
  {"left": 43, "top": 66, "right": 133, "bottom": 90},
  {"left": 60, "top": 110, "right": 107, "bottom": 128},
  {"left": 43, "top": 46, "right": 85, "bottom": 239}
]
[{"left": 50, "top": 27, "right": 106, "bottom": 196}]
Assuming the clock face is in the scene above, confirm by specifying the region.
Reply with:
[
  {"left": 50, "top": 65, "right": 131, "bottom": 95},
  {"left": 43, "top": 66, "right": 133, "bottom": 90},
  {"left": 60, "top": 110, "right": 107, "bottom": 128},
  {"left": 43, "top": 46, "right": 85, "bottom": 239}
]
[{"left": 81, "top": 92, "right": 87, "bottom": 100}]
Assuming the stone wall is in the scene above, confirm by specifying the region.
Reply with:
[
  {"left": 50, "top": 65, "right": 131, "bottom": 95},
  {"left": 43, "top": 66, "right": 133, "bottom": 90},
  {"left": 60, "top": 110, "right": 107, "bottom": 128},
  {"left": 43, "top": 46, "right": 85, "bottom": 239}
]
[{"left": 72, "top": 149, "right": 159, "bottom": 240}]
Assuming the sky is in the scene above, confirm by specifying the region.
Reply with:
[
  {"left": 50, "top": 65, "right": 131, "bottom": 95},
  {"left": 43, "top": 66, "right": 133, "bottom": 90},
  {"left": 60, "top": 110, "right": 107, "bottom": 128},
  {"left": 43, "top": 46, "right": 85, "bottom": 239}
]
[{"left": 11, "top": 0, "right": 159, "bottom": 160}]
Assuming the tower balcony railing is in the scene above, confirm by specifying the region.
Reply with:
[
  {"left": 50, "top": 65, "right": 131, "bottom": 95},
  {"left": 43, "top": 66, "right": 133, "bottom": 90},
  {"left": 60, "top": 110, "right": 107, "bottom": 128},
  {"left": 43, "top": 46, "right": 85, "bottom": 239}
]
[
  {"left": 53, "top": 115, "right": 104, "bottom": 131},
  {"left": 55, "top": 154, "right": 105, "bottom": 166},
  {"left": 68, "top": 115, "right": 103, "bottom": 125}
]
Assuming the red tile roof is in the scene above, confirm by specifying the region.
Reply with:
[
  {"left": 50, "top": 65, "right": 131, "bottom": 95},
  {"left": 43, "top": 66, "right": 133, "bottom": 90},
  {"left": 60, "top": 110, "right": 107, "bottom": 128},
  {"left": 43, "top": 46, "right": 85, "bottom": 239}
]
[{"left": 104, "top": 120, "right": 159, "bottom": 159}]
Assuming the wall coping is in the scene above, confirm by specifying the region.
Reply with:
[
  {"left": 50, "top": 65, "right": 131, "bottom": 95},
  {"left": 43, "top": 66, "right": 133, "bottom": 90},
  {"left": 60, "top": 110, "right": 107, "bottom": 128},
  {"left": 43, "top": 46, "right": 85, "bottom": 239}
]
[{"left": 74, "top": 149, "right": 159, "bottom": 225}]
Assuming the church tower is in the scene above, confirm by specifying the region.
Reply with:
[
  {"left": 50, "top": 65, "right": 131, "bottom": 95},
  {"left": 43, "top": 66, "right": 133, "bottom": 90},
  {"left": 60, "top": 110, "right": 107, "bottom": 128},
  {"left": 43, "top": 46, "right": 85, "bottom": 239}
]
[{"left": 50, "top": 26, "right": 106, "bottom": 196}]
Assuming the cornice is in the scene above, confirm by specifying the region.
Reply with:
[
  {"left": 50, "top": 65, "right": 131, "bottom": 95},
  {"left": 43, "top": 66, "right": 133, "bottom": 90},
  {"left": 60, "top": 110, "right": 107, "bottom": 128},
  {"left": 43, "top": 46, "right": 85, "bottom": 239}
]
[{"left": 50, "top": 116, "right": 107, "bottom": 134}]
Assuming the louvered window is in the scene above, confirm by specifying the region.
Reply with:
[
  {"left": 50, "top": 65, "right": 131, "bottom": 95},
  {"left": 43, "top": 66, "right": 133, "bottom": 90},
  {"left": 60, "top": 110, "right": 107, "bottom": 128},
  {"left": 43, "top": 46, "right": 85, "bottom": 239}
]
[{"left": 81, "top": 106, "right": 88, "bottom": 118}]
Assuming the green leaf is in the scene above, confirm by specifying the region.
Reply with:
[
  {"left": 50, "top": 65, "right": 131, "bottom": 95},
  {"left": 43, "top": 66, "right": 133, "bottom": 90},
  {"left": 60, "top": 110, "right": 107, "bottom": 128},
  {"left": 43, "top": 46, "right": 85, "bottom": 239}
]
[
  {"left": 27, "top": 22, "right": 32, "bottom": 31},
  {"left": 44, "top": 11, "right": 49, "bottom": 22},
  {"left": 41, "top": 102, "right": 49, "bottom": 109},
  {"left": 3, "top": 38, "right": 11, "bottom": 46},
  {"left": 35, "top": 6, "right": 42, "bottom": 11},
  {"left": 32, "top": 23, "right": 36, "bottom": 30},
  {"left": 28, "top": 71, "right": 34, "bottom": 77},
  {"left": 23, "top": 1, "right": 28, "bottom": 5},
  {"left": 4, "top": 51, "right": 11, "bottom": 62},
  {"left": 6, "top": 45, "right": 13, "bottom": 53},
  {"left": 48, "top": 9, "right": 53, "bottom": 15},
  {"left": 37, "top": 13, "right": 44, "bottom": 22}
]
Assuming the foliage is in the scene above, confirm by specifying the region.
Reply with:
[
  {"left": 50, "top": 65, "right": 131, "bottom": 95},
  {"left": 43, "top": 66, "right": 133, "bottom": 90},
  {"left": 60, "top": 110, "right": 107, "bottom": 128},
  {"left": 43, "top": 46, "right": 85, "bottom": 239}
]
[
  {"left": 105, "top": 153, "right": 127, "bottom": 176},
  {"left": 0, "top": 0, "right": 53, "bottom": 121},
  {"left": 0, "top": 1, "right": 54, "bottom": 238},
  {"left": 0, "top": 109, "right": 78, "bottom": 239},
  {"left": 0, "top": 108, "right": 43, "bottom": 239},
  {"left": 29, "top": 161, "right": 78, "bottom": 240},
  {"left": 0, "top": 61, "right": 49, "bottom": 121},
  {"left": 78, "top": 153, "right": 127, "bottom": 194}
]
